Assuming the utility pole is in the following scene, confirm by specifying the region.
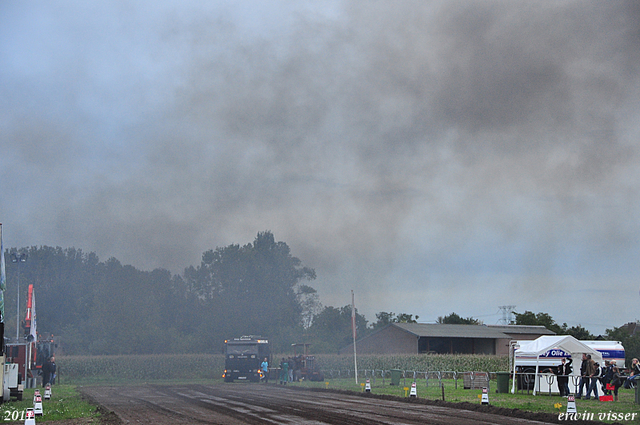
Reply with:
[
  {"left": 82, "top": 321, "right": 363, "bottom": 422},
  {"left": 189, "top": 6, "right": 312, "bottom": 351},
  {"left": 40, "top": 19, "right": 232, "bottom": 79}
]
[{"left": 11, "top": 252, "right": 28, "bottom": 341}]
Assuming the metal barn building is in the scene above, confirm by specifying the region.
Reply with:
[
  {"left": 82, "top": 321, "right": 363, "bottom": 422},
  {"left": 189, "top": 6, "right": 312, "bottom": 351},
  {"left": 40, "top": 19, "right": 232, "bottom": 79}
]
[{"left": 339, "top": 323, "right": 554, "bottom": 356}]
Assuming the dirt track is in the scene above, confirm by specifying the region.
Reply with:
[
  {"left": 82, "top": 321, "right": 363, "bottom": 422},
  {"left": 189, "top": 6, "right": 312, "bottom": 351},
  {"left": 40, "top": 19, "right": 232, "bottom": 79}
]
[{"left": 78, "top": 383, "right": 602, "bottom": 425}]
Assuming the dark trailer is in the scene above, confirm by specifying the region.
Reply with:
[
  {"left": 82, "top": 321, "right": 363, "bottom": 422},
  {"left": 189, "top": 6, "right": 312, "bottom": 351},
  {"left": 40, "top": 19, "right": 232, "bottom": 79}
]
[{"left": 223, "top": 336, "right": 270, "bottom": 382}]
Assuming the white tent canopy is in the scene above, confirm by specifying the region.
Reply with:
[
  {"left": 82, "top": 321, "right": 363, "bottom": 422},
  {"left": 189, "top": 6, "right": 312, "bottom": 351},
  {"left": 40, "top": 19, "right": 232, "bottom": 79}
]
[{"left": 511, "top": 335, "right": 603, "bottom": 395}]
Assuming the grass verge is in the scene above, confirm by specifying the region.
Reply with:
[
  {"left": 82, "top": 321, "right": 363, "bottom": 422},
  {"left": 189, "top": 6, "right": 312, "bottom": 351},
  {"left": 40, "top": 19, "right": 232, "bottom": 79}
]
[
  {"left": 0, "top": 385, "right": 102, "bottom": 424},
  {"left": 288, "top": 377, "right": 639, "bottom": 423}
]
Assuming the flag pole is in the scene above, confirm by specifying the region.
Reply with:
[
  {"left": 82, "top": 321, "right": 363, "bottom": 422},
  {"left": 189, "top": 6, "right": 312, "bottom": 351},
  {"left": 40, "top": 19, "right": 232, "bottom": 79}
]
[
  {"left": 0, "top": 222, "right": 5, "bottom": 324},
  {"left": 351, "top": 290, "right": 358, "bottom": 384}
]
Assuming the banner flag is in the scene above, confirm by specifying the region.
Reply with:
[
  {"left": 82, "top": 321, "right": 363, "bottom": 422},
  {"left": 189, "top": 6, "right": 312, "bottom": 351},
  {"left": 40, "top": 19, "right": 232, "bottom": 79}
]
[{"left": 30, "top": 290, "right": 37, "bottom": 342}]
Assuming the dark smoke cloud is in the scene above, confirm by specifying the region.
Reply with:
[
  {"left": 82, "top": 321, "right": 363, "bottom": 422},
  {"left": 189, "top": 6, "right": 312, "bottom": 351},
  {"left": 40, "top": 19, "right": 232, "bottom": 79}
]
[{"left": 1, "top": 1, "right": 639, "bottom": 333}]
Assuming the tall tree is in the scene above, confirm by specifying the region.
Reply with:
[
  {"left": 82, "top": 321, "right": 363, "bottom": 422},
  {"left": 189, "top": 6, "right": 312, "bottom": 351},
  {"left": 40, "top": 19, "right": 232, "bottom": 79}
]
[
  {"left": 2, "top": 246, "right": 196, "bottom": 355},
  {"left": 183, "top": 231, "right": 316, "bottom": 351},
  {"left": 437, "top": 312, "right": 480, "bottom": 325},
  {"left": 307, "top": 305, "right": 368, "bottom": 353},
  {"left": 513, "top": 311, "right": 563, "bottom": 334},
  {"left": 560, "top": 324, "right": 594, "bottom": 340},
  {"left": 395, "top": 313, "right": 419, "bottom": 323},
  {"left": 371, "top": 311, "right": 420, "bottom": 330},
  {"left": 606, "top": 323, "right": 640, "bottom": 365},
  {"left": 297, "top": 284, "right": 322, "bottom": 329},
  {"left": 371, "top": 311, "right": 396, "bottom": 330}
]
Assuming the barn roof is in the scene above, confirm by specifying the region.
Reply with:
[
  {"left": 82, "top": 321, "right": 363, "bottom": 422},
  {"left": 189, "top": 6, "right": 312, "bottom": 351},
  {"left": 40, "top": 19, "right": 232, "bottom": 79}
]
[
  {"left": 487, "top": 325, "right": 556, "bottom": 335},
  {"left": 392, "top": 323, "right": 511, "bottom": 339}
]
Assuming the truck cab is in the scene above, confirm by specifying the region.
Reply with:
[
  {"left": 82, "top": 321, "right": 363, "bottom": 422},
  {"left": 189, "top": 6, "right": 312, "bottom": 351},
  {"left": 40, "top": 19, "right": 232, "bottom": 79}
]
[{"left": 223, "top": 336, "right": 270, "bottom": 382}]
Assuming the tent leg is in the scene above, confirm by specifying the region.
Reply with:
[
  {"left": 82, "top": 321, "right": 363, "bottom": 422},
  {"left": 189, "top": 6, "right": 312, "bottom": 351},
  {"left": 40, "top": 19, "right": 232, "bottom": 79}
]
[
  {"left": 511, "top": 353, "right": 517, "bottom": 394},
  {"left": 533, "top": 357, "right": 540, "bottom": 396}
]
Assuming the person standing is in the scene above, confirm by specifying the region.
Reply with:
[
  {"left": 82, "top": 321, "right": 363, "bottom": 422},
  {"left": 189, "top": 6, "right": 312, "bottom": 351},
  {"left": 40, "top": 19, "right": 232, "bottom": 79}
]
[
  {"left": 42, "top": 356, "right": 56, "bottom": 387},
  {"left": 584, "top": 355, "right": 599, "bottom": 400},
  {"left": 556, "top": 358, "right": 572, "bottom": 397},
  {"left": 279, "top": 358, "right": 289, "bottom": 385},
  {"left": 287, "top": 357, "right": 294, "bottom": 383},
  {"left": 601, "top": 361, "right": 613, "bottom": 395},
  {"left": 576, "top": 354, "right": 589, "bottom": 399},
  {"left": 609, "top": 360, "right": 623, "bottom": 401},
  {"left": 261, "top": 358, "right": 269, "bottom": 383}
]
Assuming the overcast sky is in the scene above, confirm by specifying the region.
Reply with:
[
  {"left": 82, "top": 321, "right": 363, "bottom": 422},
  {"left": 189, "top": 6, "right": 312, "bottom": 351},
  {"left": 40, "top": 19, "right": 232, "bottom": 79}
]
[{"left": 2, "top": 1, "right": 639, "bottom": 335}]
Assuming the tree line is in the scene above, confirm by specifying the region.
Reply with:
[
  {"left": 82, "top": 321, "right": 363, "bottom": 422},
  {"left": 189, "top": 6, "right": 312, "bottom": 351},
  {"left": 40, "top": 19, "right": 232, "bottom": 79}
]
[
  {"left": 0, "top": 231, "right": 401, "bottom": 354},
  {"left": 1, "top": 231, "right": 637, "bottom": 359}
]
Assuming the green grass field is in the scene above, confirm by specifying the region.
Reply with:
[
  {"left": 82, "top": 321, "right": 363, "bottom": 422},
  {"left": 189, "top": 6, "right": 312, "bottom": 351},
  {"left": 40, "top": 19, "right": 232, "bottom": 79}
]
[
  {"left": 0, "top": 385, "right": 101, "bottom": 424},
  {"left": 289, "top": 376, "right": 639, "bottom": 421}
]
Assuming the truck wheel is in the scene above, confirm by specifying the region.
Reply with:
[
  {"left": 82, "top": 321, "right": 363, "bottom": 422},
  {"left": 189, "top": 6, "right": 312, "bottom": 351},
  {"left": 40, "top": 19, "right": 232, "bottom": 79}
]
[{"left": 520, "top": 368, "right": 536, "bottom": 390}]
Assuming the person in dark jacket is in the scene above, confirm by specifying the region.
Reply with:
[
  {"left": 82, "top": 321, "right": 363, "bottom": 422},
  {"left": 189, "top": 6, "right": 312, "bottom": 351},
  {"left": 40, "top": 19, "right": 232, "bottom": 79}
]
[
  {"left": 576, "top": 354, "right": 589, "bottom": 399},
  {"left": 584, "top": 355, "right": 599, "bottom": 400},
  {"left": 555, "top": 358, "right": 572, "bottom": 397},
  {"left": 608, "top": 360, "right": 623, "bottom": 401},
  {"left": 600, "top": 360, "right": 613, "bottom": 395},
  {"left": 42, "top": 356, "right": 56, "bottom": 387}
]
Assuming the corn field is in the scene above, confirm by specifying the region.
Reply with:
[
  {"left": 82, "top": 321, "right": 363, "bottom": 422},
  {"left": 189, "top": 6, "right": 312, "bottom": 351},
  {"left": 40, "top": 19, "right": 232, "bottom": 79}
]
[
  {"left": 310, "top": 354, "right": 508, "bottom": 373},
  {"left": 58, "top": 354, "right": 225, "bottom": 383},
  {"left": 58, "top": 353, "right": 508, "bottom": 384}
]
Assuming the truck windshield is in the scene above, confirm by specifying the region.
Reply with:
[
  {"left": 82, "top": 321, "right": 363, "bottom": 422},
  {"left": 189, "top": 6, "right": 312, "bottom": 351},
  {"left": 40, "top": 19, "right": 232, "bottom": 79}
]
[{"left": 226, "top": 344, "right": 259, "bottom": 355}]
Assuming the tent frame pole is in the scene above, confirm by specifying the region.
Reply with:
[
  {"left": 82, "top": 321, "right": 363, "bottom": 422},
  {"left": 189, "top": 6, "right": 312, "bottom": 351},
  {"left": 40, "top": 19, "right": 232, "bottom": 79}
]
[{"left": 533, "top": 355, "right": 540, "bottom": 396}]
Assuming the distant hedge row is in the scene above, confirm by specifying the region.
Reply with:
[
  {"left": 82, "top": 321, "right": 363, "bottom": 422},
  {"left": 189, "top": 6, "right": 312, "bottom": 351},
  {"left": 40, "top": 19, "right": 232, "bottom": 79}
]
[{"left": 58, "top": 353, "right": 508, "bottom": 383}]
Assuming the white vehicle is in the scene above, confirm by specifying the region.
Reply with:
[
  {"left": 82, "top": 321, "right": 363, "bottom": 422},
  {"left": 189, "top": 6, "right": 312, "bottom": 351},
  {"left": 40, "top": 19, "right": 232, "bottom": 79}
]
[
  {"left": 3, "top": 361, "right": 23, "bottom": 402},
  {"left": 581, "top": 341, "right": 625, "bottom": 368}
]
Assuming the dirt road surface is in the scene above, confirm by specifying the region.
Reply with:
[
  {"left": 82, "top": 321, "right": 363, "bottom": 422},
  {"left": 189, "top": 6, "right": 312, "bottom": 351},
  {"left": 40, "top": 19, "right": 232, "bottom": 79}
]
[{"left": 79, "top": 383, "right": 581, "bottom": 425}]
